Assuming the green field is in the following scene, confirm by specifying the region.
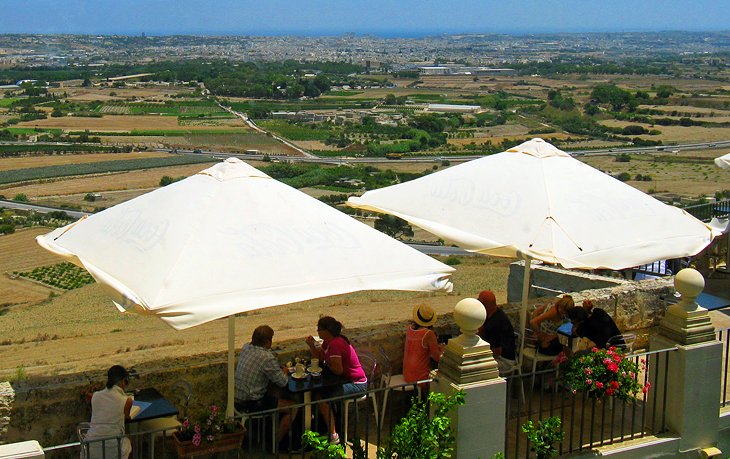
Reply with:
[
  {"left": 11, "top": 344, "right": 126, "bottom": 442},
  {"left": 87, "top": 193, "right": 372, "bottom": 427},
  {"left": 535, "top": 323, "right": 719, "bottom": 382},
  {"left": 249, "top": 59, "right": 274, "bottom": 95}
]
[
  {"left": 257, "top": 120, "right": 333, "bottom": 140},
  {"left": 4, "top": 127, "right": 63, "bottom": 135},
  {"left": 14, "top": 262, "right": 94, "bottom": 290},
  {"left": 0, "top": 154, "right": 215, "bottom": 184},
  {"left": 99, "top": 101, "right": 228, "bottom": 116},
  {"left": 0, "top": 98, "right": 19, "bottom": 108},
  {"left": 0, "top": 144, "right": 118, "bottom": 155}
]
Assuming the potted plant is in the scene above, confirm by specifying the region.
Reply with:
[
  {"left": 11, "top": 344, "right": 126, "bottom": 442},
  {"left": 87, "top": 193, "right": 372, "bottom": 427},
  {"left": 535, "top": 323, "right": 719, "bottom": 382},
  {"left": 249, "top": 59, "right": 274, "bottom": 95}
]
[
  {"left": 521, "top": 416, "right": 565, "bottom": 459},
  {"left": 173, "top": 404, "right": 244, "bottom": 458},
  {"left": 560, "top": 346, "right": 650, "bottom": 402},
  {"left": 301, "top": 431, "right": 346, "bottom": 459},
  {"left": 376, "top": 390, "right": 465, "bottom": 459}
]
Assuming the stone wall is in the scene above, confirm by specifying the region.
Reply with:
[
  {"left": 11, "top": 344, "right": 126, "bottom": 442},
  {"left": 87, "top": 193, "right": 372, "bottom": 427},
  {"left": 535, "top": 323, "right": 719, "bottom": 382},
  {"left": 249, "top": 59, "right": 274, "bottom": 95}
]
[
  {"left": 0, "top": 277, "right": 674, "bottom": 448},
  {"left": 507, "top": 261, "right": 626, "bottom": 303},
  {"left": 0, "top": 383, "right": 14, "bottom": 445}
]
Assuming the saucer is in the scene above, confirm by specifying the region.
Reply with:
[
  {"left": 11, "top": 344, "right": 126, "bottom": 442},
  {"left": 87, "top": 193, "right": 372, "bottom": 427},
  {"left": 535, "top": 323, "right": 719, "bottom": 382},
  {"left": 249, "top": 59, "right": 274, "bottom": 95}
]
[
  {"left": 307, "top": 366, "right": 322, "bottom": 374},
  {"left": 291, "top": 372, "right": 308, "bottom": 380}
]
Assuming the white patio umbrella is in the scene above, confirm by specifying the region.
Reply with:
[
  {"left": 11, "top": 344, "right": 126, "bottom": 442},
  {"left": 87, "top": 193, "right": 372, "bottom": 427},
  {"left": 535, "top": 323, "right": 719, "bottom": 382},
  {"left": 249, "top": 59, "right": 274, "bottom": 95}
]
[
  {"left": 37, "top": 157, "right": 454, "bottom": 417},
  {"left": 348, "top": 138, "right": 716, "bottom": 350},
  {"left": 715, "top": 152, "right": 730, "bottom": 170}
]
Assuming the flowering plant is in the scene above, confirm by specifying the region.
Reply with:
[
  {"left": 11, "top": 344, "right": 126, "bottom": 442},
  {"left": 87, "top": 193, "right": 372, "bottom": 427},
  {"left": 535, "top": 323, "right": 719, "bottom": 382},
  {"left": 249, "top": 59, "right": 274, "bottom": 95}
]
[
  {"left": 560, "top": 347, "right": 650, "bottom": 402},
  {"left": 176, "top": 405, "right": 240, "bottom": 446}
]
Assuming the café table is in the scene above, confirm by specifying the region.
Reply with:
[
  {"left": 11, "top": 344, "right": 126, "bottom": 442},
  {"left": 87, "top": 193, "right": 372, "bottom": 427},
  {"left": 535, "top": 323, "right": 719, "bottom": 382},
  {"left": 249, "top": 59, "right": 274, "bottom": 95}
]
[
  {"left": 557, "top": 321, "right": 578, "bottom": 352},
  {"left": 127, "top": 387, "right": 180, "bottom": 457},
  {"left": 128, "top": 387, "right": 179, "bottom": 423},
  {"left": 286, "top": 368, "right": 348, "bottom": 431}
]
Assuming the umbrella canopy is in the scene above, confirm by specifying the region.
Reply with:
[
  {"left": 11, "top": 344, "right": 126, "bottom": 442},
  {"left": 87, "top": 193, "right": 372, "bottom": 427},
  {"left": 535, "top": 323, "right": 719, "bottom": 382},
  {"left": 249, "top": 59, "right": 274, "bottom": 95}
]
[
  {"left": 348, "top": 138, "right": 714, "bottom": 270},
  {"left": 38, "top": 157, "right": 454, "bottom": 416},
  {"left": 715, "top": 152, "right": 730, "bottom": 170},
  {"left": 39, "top": 157, "right": 453, "bottom": 330},
  {"left": 348, "top": 138, "right": 716, "bottom": 356}
]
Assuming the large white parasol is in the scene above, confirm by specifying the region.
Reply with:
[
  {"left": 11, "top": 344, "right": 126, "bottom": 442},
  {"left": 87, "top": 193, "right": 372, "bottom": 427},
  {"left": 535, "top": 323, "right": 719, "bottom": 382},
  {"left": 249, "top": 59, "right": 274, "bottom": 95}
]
[
  {"left": 348, "top": 138, "right": 716, "bottom": 351},
  {"left": 37, "top": 157, "right": 454, "bottom": 416}
]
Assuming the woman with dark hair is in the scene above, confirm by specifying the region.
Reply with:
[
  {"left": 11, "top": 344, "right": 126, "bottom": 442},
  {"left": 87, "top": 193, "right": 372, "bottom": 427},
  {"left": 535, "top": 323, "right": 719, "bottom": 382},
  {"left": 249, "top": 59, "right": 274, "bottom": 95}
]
[
  {"left": 567, "top": 300, "right": 622, "bottom": 350},
  {"left": 306, "top": 316, "right": 366, "bottom": 445},
  {"left": 85, "top": 365, "right": 133, "bottom": 459}
]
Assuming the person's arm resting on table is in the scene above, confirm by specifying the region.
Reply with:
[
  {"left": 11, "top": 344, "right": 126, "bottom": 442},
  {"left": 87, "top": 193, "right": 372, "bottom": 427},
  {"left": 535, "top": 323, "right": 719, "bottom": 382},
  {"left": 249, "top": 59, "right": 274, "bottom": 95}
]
[
  {"left": 530, "top": 305, "right": 558, "bottom": 348},
  {"left": 264, "top": 353, "right": 289, "bottom": 388}
]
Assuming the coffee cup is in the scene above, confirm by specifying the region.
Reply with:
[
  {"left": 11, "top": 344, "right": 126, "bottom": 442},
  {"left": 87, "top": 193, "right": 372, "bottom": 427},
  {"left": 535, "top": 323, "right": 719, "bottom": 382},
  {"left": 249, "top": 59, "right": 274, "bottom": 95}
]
[
  {"left": 310, "top": 358, "right": 320, "bottom": 371},
  {"left": 295, "top": 363, "right": 305, "bottom": 376}
]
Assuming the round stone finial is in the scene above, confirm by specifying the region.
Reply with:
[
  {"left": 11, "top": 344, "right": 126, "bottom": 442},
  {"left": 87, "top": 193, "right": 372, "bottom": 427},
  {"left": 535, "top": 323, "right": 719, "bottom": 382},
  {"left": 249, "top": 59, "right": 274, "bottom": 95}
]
[
  {"left": 454, "top": 298, "right": 487, "bottom": 334},
  {"left": 674, "top": 268, "right": 705, "bottom": 299}
]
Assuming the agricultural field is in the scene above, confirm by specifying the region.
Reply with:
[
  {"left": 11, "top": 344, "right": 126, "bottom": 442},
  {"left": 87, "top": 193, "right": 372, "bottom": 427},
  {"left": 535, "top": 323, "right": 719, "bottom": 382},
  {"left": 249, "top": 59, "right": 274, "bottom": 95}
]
[
  {"left": 15, "top": 114, "right": 248, "bottom": 132},
  {"left": 0, "top": 227, "right": 60, "bottom": 308},
  {"left": 0, "top": 151, "right": 171, "bottom": 172},
  {"left": 0, "top": 161, "right": 216, "bottom": 203},
  {"left": 0, "top": 154, "right": 215, "bottom": 185},
  {"left": 14, "top": 262, "right": 94, "bottom": 291}
]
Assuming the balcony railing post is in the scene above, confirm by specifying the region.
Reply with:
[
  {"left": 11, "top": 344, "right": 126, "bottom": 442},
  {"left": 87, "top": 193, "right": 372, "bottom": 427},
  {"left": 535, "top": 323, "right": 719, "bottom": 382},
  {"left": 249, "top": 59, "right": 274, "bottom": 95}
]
[
  {"left": 433, "top": 298, "right": 505, "bottom": 459},
  {"left": 650, "top": 268, "right": 723, "bottom": 454}
]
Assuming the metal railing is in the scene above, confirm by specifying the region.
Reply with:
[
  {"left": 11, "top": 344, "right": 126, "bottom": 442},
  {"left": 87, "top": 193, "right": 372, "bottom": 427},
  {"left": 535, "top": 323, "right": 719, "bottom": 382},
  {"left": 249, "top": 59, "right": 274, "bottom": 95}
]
[
  {"left": 718, "top": 327, "right": 730, "bottom": 408},
  {"left": 683, "top": 199, "right": 730, "bottom": 222},
  {"left": 43, "top": 380, "right": 425, "bottom": 459},
  {"left": 504, "top": 347, "right": 675, "bottom": 458}
]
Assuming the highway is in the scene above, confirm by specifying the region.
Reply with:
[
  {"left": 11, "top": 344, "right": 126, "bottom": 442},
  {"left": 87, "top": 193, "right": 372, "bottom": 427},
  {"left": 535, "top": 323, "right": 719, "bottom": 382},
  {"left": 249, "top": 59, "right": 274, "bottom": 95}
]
[
  {"left": 158, "top": 139, "right": 730, "bottom": 166},
  {"left": 0, "top": 200, "right": 90, "bottom": 219}
]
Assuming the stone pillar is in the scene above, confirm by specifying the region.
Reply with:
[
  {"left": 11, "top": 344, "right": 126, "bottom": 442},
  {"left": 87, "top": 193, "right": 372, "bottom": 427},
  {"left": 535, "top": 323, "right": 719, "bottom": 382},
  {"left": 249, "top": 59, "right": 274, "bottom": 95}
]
[
  {"left": 650, "top": 268, "right": 722, "bottom": 455},
  {"left": 434, "top": 298, "right": 505, "bottom": 459},
  {"left": 0, "top": 382, "right": 15, "bottom": 444}
]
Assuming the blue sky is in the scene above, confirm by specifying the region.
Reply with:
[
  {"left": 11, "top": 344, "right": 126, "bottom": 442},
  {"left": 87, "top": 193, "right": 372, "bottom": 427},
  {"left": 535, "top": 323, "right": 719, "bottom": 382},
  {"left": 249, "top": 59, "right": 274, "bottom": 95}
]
[{"left": 2, "top": 0, "right": 729, "bottom": 36}]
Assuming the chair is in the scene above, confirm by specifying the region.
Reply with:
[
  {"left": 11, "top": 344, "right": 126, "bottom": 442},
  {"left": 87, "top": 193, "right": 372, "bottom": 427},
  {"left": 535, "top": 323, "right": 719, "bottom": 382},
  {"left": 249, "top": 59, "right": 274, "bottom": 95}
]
[
  {"left": 500, "top": 332, "right": 525, "bottom": 404},
  {"left": 77, "top": 421, "right": 91, "bottom": 459},
  {"left": 520, "top": 329, "right": 558, "bottom": 391},
  {"left": 607, "top": 333, "right": 636, "bottom": 353},
  {"left": 343, "top": 349, "right": 379, "bottom": 445},
  {"left": 377, "top": 344, "right": 420, "bottom": 428}
]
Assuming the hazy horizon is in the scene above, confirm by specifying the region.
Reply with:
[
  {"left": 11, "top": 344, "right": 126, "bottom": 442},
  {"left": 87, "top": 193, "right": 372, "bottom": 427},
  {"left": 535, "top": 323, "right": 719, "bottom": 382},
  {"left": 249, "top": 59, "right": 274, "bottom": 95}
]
[{"left": 2, "top": 0, "right": 729, "bottom": 37}]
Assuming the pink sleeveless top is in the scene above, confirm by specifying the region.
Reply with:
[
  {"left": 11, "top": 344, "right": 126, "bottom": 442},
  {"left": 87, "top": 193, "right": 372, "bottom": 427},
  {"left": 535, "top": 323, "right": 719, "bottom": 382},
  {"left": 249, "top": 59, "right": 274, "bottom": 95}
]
[{"left": 403, "top": 326, "right": 433, "bottom": 383}]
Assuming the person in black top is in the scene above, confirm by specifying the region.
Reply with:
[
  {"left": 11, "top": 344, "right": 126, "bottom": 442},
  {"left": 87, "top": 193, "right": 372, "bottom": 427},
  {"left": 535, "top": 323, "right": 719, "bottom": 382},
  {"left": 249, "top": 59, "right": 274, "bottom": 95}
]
[
  {"left": 567, "top": 301, "right": 622, "bottom": 350},
  {"left": 477, "top": 290, "right": 517, "bottom": 375}
]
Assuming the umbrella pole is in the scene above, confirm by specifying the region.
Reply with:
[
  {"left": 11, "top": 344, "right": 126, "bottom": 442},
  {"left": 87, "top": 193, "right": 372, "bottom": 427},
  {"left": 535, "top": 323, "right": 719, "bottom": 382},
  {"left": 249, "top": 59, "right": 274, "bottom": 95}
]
[
  {"left": 227, "top": 316, "right": 235, "bottom": 419},
  {"left": 519, "top": 256, "right": 532, "bottom": 366}
]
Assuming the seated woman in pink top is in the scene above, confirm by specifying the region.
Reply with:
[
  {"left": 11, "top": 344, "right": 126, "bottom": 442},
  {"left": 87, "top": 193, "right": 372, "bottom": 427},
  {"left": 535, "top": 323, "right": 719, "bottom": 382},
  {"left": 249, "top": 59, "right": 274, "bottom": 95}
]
[
  {"left": 306, "top": 316, "right": 366, "bottom": 445},
  {"left": 403, "top": 304, "right": 444, "bottom": 383}
]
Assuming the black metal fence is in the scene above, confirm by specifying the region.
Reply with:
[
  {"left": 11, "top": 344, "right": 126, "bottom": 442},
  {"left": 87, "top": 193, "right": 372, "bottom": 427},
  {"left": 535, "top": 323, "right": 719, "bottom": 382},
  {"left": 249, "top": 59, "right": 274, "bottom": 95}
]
[
  {"left": 43, "top": 381, "right": 424, "bottom": 459},
  {"left": 504, "top": 348, "right": 675, "bottom": 458},
  {"left": 682, "top": 199, "right": 730, "bottom": 222}
]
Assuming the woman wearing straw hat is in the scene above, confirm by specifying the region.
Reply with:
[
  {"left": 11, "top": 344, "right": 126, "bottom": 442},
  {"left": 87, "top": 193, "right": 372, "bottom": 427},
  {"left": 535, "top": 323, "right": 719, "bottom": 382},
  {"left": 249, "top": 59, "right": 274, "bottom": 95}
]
[{"left": 403, "top": 304, "right": 444, "bottom": 384}]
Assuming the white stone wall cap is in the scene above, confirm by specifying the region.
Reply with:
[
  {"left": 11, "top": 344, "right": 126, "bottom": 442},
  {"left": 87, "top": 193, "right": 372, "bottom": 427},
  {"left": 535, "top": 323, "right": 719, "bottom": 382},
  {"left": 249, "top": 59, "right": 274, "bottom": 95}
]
[
  {"left": 674, "top": 268, "right": 705, "bottom": 298},
  {"left": 454, "top": 298, "right": 486, "bottom": 334}
]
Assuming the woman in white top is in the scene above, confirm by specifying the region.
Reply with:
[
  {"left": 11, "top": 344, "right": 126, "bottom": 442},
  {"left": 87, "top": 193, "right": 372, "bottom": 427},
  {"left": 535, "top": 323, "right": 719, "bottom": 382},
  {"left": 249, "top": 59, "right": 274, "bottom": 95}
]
[{"left": 85, "top": 365, "right": 133, "bottom": 459}]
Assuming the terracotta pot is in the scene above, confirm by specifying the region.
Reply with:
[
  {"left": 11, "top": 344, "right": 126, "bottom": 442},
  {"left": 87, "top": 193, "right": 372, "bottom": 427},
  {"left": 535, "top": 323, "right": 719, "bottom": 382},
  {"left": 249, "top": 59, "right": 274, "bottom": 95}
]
[{"left": 172, "top": 429, "right": 244, "bottom": 458}]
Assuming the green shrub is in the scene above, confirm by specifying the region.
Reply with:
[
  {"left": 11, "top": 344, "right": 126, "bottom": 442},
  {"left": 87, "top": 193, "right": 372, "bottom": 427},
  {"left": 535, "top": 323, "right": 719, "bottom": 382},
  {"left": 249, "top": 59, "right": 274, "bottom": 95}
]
[
  {"left": 377, "top": 390, "right": 465, "bottom": 459},
  {"left": 521, "top": 416, "right": 565, "bottom": 459}
]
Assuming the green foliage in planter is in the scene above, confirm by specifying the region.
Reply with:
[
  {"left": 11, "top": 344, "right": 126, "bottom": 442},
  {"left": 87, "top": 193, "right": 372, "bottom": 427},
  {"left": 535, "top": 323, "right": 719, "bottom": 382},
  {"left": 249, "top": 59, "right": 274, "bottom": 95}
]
[
  {"left": 521, "top": 416, "right": 565, "bottom": 459},
  {"left": 15, "top": 262, "right": 94, "bottom": 290},
  {"left": 377, "top": 390, "right": 465, "bottom": 459},
  {"left": 301, "top": 431, "right": 346, "bottom": 459}
]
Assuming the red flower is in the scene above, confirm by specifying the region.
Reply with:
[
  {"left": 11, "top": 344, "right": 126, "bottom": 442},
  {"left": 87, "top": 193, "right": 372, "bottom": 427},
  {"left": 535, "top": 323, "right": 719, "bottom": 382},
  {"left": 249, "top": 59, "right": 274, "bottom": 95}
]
[
  {"left": 584, "top": 367, "right": 592, "bottom": 375},
  {"left": 606, "top": 388, "right": 615, "bottom": 396},
  {"left": 613, "top": 354, "right": 621, "bottom": 362},
  {"left": 595, "top": 382, "right": 604, "bottom": 389},
  {"left": 610, "top": 380, "right": 619, "bottom": 389},
  {"left": 586, "top": 379, "right": 593, "bottom": 385},
  {"left": 592, "top": 347, "right": 599, "bottom": 353},
  {"left": 608, "top": 363, "right": 619, "bottom": 373}
]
